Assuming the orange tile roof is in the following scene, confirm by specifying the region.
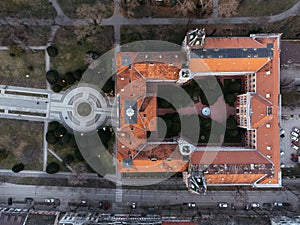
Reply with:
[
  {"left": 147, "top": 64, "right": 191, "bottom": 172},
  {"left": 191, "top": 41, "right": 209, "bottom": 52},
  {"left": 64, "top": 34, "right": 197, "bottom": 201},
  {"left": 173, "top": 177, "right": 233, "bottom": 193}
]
[
  {"left": 189, "top": 58, "right": 270, "bottom": 73},
  {"left": 195, "top": 37, "right": 265, "bottom": 49},
  {"left": 250, "top": 93, "right": 273, "bottom": 129},
  {"left": 115, "top": 33, "right": 281, "bottom": 187},
  {"left": 190, "top": 150, "right": 271, "bottom": 165},
  {"left": 205, "top": 173, "right": 267, "bottom": 185}
]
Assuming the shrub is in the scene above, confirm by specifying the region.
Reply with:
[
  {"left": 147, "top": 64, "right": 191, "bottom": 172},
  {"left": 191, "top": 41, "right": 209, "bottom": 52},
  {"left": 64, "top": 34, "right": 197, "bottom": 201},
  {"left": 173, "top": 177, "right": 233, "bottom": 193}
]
[
  {"left": 48, "top": 121, "right": 60, "bottom": 132},
  {"left": 73, "top": 69, "right": 83, "bottom": 81},
  {"left": 65, "top": 72, "right": 76, "bottom": 85},
  {"left": 46, "top": 70, "right": 59, "bottom": 84},
  {"left": 46, "top": 131, "right": 59, "bottom": 144},
  {"left": 12, "top": 163, "right": 24, "bottom": 173},
  {"left": 53, "top": 126, "right": 67, "bottom": 138},
  {"left": 46, "top": 46, "right": 59, "bottom": 57},
  {"left": 64, "top": 154, "right": 75, "bottom": 164},
  {"left": 52, "top": 84, "right": 62, "bottom": 93},
  {"left": 46, "top": 162, "right": 60, "bottom": 174}
]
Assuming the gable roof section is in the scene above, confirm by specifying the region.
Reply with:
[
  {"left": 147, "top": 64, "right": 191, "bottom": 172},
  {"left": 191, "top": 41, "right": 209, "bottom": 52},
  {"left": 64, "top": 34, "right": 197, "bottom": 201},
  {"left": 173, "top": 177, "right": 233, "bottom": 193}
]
[{"left": 190, "top": 150, "right": 271, "bottom": 165}]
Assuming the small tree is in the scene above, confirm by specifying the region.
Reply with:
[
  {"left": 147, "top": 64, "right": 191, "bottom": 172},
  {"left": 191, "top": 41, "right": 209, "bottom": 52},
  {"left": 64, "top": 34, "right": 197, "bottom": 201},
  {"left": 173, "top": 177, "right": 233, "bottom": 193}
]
[
  {"left": 46, "top": 131, "right": 59, "bottom": 145},
  {"left": 54, "top": 126, "right": 67, "bottom": 138},
  {"left": 225, "top": 93, "right": 236, "bottom": 105},
  {"left": 46, "top": 70, "right": 59, "bottom": 84},
  {"left": 73, "top": 69, "right": 83, "bottom": 81},
  {"left": 57, "top": 77, "right": 67, "bottom": 88},
  {"left": 48, "top": 121, "right": 60, "bottom": 132},
  {"left": 52, "top": 84, "right": 62, "bottom": 93},
  {"left": 61, "top": 133, "right": 71, "bottom": 145},
  {"left": 46, "top": 46, "right": 59, "bottom": 57},
  {"left": 64, "top": 154, "right": 75, "bottom": 164},
  {"left": 12, "top": 163, "right": 24, "bottom": 173},
  {"left": 65, "top": 72, "right": 76, "bottom": 85},
  {"left": 46, "top": 162, "right": 60, "bottom": 174}
]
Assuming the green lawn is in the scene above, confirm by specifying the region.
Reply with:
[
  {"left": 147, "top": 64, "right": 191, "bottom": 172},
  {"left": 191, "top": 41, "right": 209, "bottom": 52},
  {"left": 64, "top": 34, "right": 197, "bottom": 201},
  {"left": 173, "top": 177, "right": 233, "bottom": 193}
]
[
  {"left": 0, "top": 119, "right": 43, "bottom": 170},
  {"left": 51, "top": 26, "right": 114, "bottom": 75},
  {"left": 57, "top": 0, "right": 113, "bottom": 18},
  {"left": 0, "top": 0, "right": 56, "bottom": 18},
  {"left": 237, "top": 0, "right": 298, "bottom": 17},
  {"left": 0, "top": 50, "right": 46, "bottom": 88}
]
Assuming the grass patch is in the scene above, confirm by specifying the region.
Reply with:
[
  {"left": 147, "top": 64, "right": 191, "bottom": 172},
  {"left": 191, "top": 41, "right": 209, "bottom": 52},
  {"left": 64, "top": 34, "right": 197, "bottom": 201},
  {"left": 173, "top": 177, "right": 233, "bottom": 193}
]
[
  {"left": 0, "top": 119, "right": 43, "bottom": 170},
  {"left": 237, "top": 0, "right": 299, "bottom": 17},
  {"left": 0, "top": 0, "right": 56, "bottom": 18},
  {"left": 51, "top": 26, "right": 114, "bottom": 75},
  {"left": 57, "top": 0, "right": 113, "bottom": 18},
  {"left": 0, "top": 50, "right": 46, "bottom": 88},
  {"left": 47, "top": 151, "right": 69, "bottom": 173},
  {"left": 121, "top": 25, "right": 189, "bottom": 45},
  {"left": 0, "top": 26, "right": 51, "bottom": 46}
]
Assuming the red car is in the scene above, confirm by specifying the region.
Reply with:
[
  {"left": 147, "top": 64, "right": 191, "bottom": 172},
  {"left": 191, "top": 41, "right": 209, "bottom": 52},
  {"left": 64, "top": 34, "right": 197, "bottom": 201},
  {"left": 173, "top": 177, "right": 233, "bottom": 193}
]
[
  {"left": 292, "top": 140, "right": 298, "bottom": 146},
  {"left": 292, "top": 153, "right": 298, "bottom": 158}
]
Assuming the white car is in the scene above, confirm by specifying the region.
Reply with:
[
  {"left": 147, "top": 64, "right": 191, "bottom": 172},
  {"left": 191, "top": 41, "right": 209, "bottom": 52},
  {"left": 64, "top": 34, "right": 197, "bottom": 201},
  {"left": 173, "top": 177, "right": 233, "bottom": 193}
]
[
  {"left": 293, "top": 127, "right": 300, "bottom": 134},
  {"left": 251, "top": 203, "right": 260, "bottom": 208},
  {"left": 291, "top": 136, "right": 299, "bottom": 142},
  {"left": 291, "top": 144, "right": 299, "bottom": 151},
  {"left": 188, "top": 202, "right": 196, "bottom": 208},
  {"left": 45, "top": 198, "right": 55, "bottom": 203},
  {"left": 219, "top": 202, "right": 228, "bottom": 208},
  {"left": 291, "top": 131, "right": 299, "bottom": 137}
]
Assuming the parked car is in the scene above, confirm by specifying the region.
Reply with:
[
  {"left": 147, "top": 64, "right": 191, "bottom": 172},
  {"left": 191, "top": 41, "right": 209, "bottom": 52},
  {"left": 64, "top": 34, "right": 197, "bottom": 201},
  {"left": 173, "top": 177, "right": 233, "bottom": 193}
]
[
  {"left": 80, "top": 200, "right": 87, "bottom": 206},
  {"left": 293, "top": 127, "right": 300, "bottom": 134},
  {"left": 292, "top": 140, "right": 298, "bottom": 146},
  {"left": 282, "top": 202, "right": 291, "bottom": 207},
  {"left": 7, "top": 197, "right": 12, "bottom": 206},
  {"left": 188, "top": 202, "right": 196, "bottom": 208},
  {"left": 291, "top": 157, "right": 298, "bottom": 163},
  {"left": 280, "top": 129, "right": 285, "bottom": 138},
  {"left": 291, "top": 144, "right": 299, "bottom": 150},
  {"left": 291, "top": 131, "right": 299, "bottom": 137},
  {"left": 291, "top": 153, "right": 298, "bottom": 159},
  {"left": 244, "top": 203, "right": 250, "bottom": 210},
  {"left": 262, "top": 203, "right": 272, "bottom": 208},
  {"left": 231, "top": 203, "right": 236, "bottom": 210},
  {"left": 25, "top": 197, "right": 33, "bottom": 202},
  {"left": 291, "top": 136, "right": 299, "bottom": 142},
  {"left": 274, "top": 202, "right": 283, "bottom": 207},
  {"left": 45, "top": 198, "right": 55, "bottom": 204},
  {"left": 251, "top": 202, "right": 260, "bottom": 209},
  {"left": 131, "top": 202, "right": 137, "bottom": 209},
  {"left": 219, "top": 202, "right": 228, "bottom": 208}
]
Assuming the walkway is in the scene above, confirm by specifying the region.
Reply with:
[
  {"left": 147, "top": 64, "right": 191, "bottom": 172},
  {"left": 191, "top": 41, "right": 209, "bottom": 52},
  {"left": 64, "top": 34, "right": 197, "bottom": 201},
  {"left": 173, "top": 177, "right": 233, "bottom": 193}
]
[{"left": 0, "top": 1, "right": 299, "bottom": 27}]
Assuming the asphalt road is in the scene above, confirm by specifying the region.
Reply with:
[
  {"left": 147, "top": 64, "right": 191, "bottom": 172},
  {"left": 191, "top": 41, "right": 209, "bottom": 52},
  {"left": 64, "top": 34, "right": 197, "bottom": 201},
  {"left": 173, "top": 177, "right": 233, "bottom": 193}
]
[{"left": 0, "top": 182, "right": 298, "bottom": 212}]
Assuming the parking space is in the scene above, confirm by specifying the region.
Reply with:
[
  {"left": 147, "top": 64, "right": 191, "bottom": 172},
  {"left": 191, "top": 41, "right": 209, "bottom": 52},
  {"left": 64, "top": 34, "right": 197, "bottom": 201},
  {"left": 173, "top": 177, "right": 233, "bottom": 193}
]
[{"left": 280, "top": 114, "right": 300, "bottom": 168}]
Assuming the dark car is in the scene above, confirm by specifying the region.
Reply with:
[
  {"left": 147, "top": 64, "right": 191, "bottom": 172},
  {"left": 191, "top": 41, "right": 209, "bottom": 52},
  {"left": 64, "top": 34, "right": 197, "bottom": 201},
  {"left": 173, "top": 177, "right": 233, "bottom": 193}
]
[
  {"left": 25, "top": 197, "right": 33, "bottom": 202},
  {"left": 282, "top": 202, "right": 291, "bottom": 207},
  {"left": 7, "top": 197, "right": 12, "bottom": 205},
  {"left": 262, "top": 203, "right": 271, "bottom": 208}
]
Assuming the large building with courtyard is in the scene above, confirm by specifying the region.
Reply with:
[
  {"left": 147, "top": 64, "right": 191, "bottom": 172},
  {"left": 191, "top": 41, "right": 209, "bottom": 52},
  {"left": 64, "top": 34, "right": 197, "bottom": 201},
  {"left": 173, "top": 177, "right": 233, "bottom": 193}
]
[{"left": 115, "top": 29, "right": 281, "bottom": 193}]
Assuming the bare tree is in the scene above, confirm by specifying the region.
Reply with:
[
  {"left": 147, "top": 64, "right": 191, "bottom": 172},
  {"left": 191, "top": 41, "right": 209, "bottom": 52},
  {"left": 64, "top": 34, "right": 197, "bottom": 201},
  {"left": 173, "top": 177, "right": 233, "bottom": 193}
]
[
  {"left": 176, "top": 0, "right": 197, "bottom": 17},
  {"left": 120, "top": 0, "right": 140, "bottom": 18},
  {"left": 218, "top": 0, "right": 240, "bottom": 17},
  {"left": 76, "top": 2, "right": 107, "bottom": 25}
]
